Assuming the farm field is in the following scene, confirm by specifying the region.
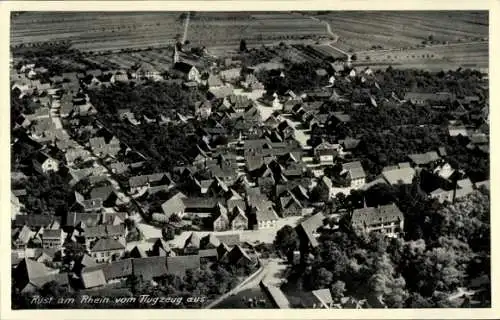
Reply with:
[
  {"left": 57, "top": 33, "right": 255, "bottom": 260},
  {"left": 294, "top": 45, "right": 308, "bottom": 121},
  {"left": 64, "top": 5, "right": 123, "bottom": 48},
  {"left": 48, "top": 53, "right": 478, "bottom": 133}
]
[
  {"left": 10, "top": 12, "right": 183, "bottom": 52},
  {"left": 359, "top": 63, "right": 489, "bottom": 74},
  {"left": 169, "top": 12, "right": 329, "bottom": 48},
  {"left": 11, "top": 11, "right": 488, "bottom": 73},
  {"left": 310, "top": 44, "right": 345, "bottom": 59},
  {"left": 11, "top": 11, "right": 328, "bottom": 53},
  {"left": 317, "top": 11, "right": 488, "bottom": 52},
  {"left": 355, "top": 42, "right": 488, "bottom": 71}
]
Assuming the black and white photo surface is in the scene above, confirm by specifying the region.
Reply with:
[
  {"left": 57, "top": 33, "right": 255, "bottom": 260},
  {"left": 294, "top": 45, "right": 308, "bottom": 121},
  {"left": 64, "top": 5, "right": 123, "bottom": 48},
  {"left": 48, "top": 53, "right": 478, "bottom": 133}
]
[{"left": 9, "top": 10, "right": 490, "bottom": 310}]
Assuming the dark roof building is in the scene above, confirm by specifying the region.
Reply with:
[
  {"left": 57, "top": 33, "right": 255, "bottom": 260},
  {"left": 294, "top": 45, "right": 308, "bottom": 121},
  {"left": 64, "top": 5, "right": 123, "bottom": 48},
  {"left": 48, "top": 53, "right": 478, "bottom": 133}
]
[
  {"left": 296, "top": 212, "right": 325, "bottom": 249},
  {"left": 133, "top": 256, "right": 168, "bottom": 282},
  {"left": 166, "top": 255, "right": 201, "bottom": 277},
  {"left": 14, "top": 258, "right": 69, "bottom": 293},
  {"left": 408, "top": 151, "right": 441, "bottom": 167},
  {"left": 351, "top": 203, "right": 404, "bottom": 238},
  {"left": 91, "top": 238, "right": 125, "bottom": 252},
  {"left": 172, "top": 62, "right": 195, "bottom": 74},
  {"left": 216, "top": 234, "right": 241, "bottom": 247},
  {"left": 14, "top": 215, "right": 59, "bottom": 228}
]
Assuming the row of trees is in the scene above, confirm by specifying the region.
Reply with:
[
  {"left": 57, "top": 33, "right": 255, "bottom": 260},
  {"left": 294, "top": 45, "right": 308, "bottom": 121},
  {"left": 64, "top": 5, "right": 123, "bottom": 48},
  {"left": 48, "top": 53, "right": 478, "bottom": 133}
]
[{"left": 11, "top": 41, "right": 74, "bottom": 58}]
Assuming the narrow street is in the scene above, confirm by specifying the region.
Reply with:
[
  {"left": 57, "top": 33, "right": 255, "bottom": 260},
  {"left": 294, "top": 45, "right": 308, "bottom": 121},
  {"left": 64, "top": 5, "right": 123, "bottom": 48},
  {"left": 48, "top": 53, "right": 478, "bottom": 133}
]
[
  {"left": 207, "top": 257, "right": 287, "bottom": 309},
  {"left": 50, "top": 95, "right": 141, "bottom": 220},
  {"left": 167, "top": 215, "right": 302, "bottom": 249}
]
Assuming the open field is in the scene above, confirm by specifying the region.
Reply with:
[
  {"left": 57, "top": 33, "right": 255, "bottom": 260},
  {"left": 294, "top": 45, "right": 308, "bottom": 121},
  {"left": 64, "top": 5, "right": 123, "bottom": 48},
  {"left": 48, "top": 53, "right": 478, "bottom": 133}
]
[
  {"left": 11, "top": 12, "right": 183, "bottom": 52},
  {"left": 187, "top": 12, "right": 328, "bottom": 48},
  {"left": 11, "top": 11, "right": 328, "bottom": 53},
  {"left": 11, "top": 11, "right": 488, "bottom": 72},
  {"left": 316, "top": 11, "right": 488, "bottom": 52},
  {"left": 354, "top": 42, "right": 488, "bottom": 71}
]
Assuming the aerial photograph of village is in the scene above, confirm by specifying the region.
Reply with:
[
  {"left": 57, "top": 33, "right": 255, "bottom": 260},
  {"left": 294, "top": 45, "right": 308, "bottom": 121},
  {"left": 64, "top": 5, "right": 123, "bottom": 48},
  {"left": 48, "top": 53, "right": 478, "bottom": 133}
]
[{"left": 10, "top": 11, "right": 490, "bottom": 309}]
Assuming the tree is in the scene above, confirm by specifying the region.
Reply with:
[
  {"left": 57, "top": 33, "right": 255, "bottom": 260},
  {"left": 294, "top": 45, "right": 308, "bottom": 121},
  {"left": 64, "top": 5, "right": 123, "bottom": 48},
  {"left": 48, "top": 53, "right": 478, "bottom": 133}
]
[
  {"left": 192, "top": 216, "right": 203, "bottom": 228},
  {"left": 62, "top": 240, "right": 86, "bottom": 271},
  {"left": 324, "top": 162, "right": 343, "bottom": 177},
  {"left": 403, "top": 237, "right": 472, "bottom": 297},
  {"left": 87, "top": 82, "right": 204, "bottom": 172},
  {"left": 366, "top": 232, "right": 389, "bottom": 254},
  {"left": 310, "top": 183, "right": 330, "bottom": 203},
  {"left": 126, "top": 227, "right": 142, "bottom": 242},
  {"left": 124, "top": 218, "right": 136, "bottom": 230},
  {"left": 317, "top": 242, "right": 349, "bottom": 279},
  {"left": 312, "top": 267, "right": 333, "bottom": 290},
  {"left": 162, "top": 225, "right": 176, "bottom": 241},
  {"left": 74, "top": 178, "right": 92, "bottom": 195},
  {"left": 39, "top": 281, "right": 67, "bottom": 298},
  {"left": 368, "top": 254, "right": 408, "bottom": 308},
  {"left": 406, "top": 292, "right": 433, "bottom": 308},
  {"left": 23, "top": 174, "right": 73, "bottom": 216},
  {"left": 364, "top": 183, "right": 397, "bottom": 207},
  {"left": 330, "top": 280, "right": 346, "bottom": 302},
  {"left": 126, "top": 274, "right": 141, "bottom": 295},
  {"left": 435, "top": 190, "right": 490, "bottom": 252},
  {"left": 239, "top": 39, "right": 248, "bottom": 52},
  {"left": 169, "top": 213, "right": 181, "bottom": 223},
  {"left": 335, "top": 192, "right": 347, "bottom": 208},
  {"left": 274, "top": 225, "right": 299, "bottom": 260}
]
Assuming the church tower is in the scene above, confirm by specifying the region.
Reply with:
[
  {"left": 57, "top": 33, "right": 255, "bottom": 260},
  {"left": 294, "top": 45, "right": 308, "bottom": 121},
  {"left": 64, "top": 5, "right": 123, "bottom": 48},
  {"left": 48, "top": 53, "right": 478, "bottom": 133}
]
[
  {"left": 172, "top": 43, "right": 180, "bottom": 64},
  {"left": 346, "top": 54, "right": 352, "bottom": 68}
]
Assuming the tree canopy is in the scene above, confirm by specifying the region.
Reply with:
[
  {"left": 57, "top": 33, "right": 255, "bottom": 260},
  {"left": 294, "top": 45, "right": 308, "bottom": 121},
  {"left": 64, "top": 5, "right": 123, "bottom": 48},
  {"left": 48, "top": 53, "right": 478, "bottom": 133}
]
[{"left": 279, "top": 187, "right": 490, "bottom": 307}]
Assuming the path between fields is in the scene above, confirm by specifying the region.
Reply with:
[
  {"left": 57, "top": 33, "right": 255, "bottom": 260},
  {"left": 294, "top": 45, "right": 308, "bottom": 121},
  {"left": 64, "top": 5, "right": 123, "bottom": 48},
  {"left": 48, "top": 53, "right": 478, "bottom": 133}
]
[
  {"left": 309, "top": 16, "right": 339, "bottom": 44},
  {"left": 182, "top": 11, "right": 190, "bottom": 44},
  {"left": 308, "top": 15, "right": 351, "bottom": 60}
]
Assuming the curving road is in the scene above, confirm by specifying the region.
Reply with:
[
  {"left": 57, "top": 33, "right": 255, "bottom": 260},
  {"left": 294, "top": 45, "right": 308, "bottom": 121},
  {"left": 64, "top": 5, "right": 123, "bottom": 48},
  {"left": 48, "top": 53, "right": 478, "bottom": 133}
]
[{"left": 307, "top": 15, "right": 352, "bottom": 60}]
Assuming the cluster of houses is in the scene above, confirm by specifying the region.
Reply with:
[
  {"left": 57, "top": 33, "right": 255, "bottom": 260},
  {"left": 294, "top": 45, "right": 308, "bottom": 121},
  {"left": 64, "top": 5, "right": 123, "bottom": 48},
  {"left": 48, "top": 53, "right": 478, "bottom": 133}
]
[
  {"left": 9, "top": 50, "right": 274, "bottom": 295},
  {"left": 13, "top": 230, "right": 256, "bottom": 293},
  {"left": 10, "top": 43, "right": 490, "bottom": 302}
]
